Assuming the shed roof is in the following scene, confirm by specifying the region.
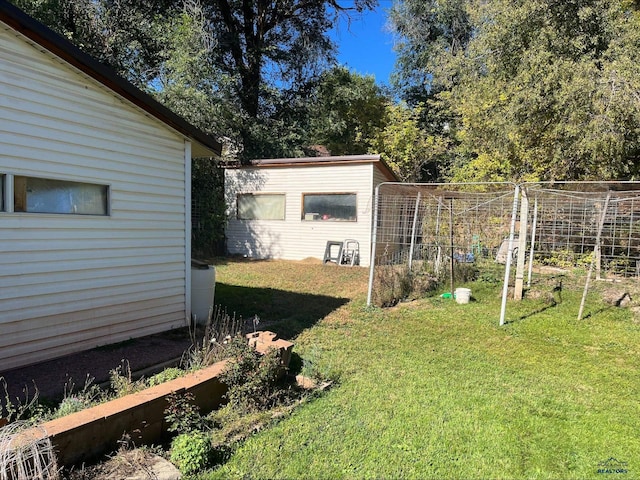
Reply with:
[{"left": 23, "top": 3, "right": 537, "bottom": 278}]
[
  {"left": 225, "top": 154, "right": 398, "bottom": 182},
  {"left": 0, "top": 1, "right": 221, "bottom": 157}
]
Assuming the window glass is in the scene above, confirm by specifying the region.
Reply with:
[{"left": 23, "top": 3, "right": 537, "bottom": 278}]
[
  {"left": 237, "top": 193, "right": 285, "bottom": 220},
  {"left": 0, "top": 175, "right": 4, "bottom": 211},
  {"left": 14, "top": 176, "right": 109, "bottom": 215},
  {"left": 302, "top": 193, "right": 357, "bottom": 221}
]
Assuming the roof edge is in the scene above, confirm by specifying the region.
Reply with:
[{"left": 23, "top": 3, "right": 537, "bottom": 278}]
[
  {"left": 0, "top": 1, "right": 222, "bottom": 157},
  {"left": 229, "top": 154, "right": 398, "bottom": 182}
]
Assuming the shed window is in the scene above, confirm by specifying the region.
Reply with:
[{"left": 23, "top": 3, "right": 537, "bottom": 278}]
[
  {"left": 237, "top": 193, "right": 285, "bottom": 220},
  {"left": 14, "top": 176, "right": 109, "bottom": 215},
  {"left": 0, "top": 175, "right": 4, "bottom": 211},
  {"left": 302, "top": 193, "right": 357, "bottom": 221}
]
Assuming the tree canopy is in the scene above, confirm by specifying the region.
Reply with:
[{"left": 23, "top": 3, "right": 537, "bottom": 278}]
[
  {"left": 307, "top": 67, "right": 390, "bottom": 156},
  {"left": 391, "top": 0, "right": 640, "bottom": 181}
]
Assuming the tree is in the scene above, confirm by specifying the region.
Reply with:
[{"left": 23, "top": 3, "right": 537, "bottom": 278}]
[
  {"left": 390, "top": 0, "right": 472, "bottom": 103},
  {"left": 307, "top": 67, "right": 390, "bottom": 156},
  {"left": 12, "top": 0, "right": 176, "bottom": 87},
  {"left": 193, "top": 0, "right": 378, "bottom": 159},
  {"left": 370, "top": 102, "right": 449, "bottom": 181},
  {"left": 390, "top": 0, "right": 640, "bottom": 181}
]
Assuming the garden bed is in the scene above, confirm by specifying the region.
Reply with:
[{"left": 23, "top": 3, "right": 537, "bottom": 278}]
[{"left": 6, "top": 331, "right": 293, "bottom": 469}]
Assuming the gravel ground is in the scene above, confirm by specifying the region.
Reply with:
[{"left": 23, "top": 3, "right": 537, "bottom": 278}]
[{"left": 1, "top": 329, "right": 193, "bottom": 407}]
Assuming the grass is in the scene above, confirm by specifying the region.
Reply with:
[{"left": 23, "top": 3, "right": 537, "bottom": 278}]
[{"left": 201, "top": 259, "right": 640, "bottom": 479}]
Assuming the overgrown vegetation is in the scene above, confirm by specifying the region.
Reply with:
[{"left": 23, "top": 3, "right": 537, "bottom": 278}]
[
  {"left": 5, "top": 259, "right": 639, "bottom": 478},
  {"left": 183, "top": 305, "right": 244, "bottom": 371},
  {"left": 373, "top": 259, "right": 480, "bottom": 307},
  {"left": 160, "top": 332, "right": 326, "bottom": 475}
]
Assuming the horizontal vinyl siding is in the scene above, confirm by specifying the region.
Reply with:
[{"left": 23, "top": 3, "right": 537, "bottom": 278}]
[
  {"left": 373, "top": 165, "right": 390, "bottom": 190},
  {"left": 225, "top": 163, "right": 375, "bottom": 266},
  {"left": 0, "top": 26, "right": 188, "bottom": 370}
]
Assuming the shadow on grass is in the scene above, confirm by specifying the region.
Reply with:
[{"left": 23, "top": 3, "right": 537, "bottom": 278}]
[
  {"left": 512, "top": 301, "right": 560, "bottom": 323},
  {"left": 582, "top": 305, "right": 616, "bottom": 319},
  {"left": 216, "top": 283, "right": 349, "bottom": 340}
]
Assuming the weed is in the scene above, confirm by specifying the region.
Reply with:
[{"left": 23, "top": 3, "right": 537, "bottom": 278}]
[
  {"left": 299, "top": 345, "right": 333, "bottom": 383},
  {"left": 170, "top": 431, "right": 213, "bottom": 475},
  {"left": 184, "top": 306, "right": 243, "bottom": 371},
  {"left": 0, "top": 378, "right": 41, "bottom": 424},
  {"left": 146, "top": 367, "right": 184, "bottom": 387},
  {"left": 539, "top": 249, "right": 592, "bottom": 269},
  {"left": 219, "top": 340, "right": 285, "bottom": 413},
  {"left": 51, "top": 375, "right": 103, "bottom": 419},
  {"left": 109, "top": 360, "right": 146, "bottom": 397}
]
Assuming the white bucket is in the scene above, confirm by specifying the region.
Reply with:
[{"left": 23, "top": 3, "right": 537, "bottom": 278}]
[{"left": 454, "top": 288, "right": 472, "bottom": 304}]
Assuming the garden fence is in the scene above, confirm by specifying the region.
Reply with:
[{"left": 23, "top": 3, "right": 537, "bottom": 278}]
[{"left": 367, "top": 181, "right": 640, "bottom": 323}]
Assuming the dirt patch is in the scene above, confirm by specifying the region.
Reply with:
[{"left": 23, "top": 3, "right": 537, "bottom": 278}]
[{"left": 1, "top": 329, "right": 193, "bottom": 406}]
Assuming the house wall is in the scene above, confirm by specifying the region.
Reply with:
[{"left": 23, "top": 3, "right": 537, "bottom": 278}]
[
  {"left": 225, "top": 163, "right": 378, "bottom": 266},
  {"left": 0, "top": 24, "right": 190, "bottom": 370}
]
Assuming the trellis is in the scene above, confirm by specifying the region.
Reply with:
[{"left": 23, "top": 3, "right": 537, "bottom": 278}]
[{"left": 367, "top": 181, "right": 640, "bottom": 324}]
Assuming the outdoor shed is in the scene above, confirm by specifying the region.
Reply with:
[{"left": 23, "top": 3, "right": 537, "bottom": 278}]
[
  {"left": 0, "top": 3, "right": 221, "bottom": 371},
  {"left": 224, "top": 155, "right": 397, "bottom": 267}
]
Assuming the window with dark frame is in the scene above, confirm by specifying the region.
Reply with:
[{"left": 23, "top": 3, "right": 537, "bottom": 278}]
[
  {"left": 302, "top": 193, "right": 357, "bottom": 221},
  {"left": 237, "top": 193, "right": 285, "bottom": 220},
  {"left": 14, "top": 176, "right": 109, "bottom": 215}
]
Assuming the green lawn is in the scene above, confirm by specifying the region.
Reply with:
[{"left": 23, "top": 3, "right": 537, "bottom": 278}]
[{"left": 203, "top": 259, "right": 640, "bottom": 479}]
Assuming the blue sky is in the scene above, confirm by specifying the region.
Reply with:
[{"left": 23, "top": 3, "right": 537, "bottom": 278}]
[{"left": 330, "top": 4, "right": 397, "bottom": 85}]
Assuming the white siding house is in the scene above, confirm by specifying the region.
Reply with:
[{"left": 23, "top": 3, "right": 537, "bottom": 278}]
[
  {"left": 224, "top": 155, "right": 397, "bottom": 267},
  {"left": 0, "top": 4, "right": 221, "bottom": 370}
]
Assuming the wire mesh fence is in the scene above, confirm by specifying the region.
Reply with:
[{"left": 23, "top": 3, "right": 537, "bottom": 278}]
[
  {"left": 0, "top": 422, "right": 58, "bottom": 480},
  {"left": 367, "top": 181, "right": 640, "bottom": 309},
  {"left": 525, "top": 183, "right": 640, "bottom": 279}
]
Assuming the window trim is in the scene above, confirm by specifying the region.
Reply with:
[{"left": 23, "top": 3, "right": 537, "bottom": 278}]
[
  {"left": 301, "top": 192, "right": 358, "bottom": 222},
  {"left": 13, "top": 175, "right": 110, "bottom": 216},
  {"left": 236, "top": 192, "right": 286, "bottom": 221}
]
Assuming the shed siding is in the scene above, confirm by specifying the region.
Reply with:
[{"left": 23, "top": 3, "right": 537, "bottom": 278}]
[
  {"left": 225, "top": 163, "right": 376, "bottom": 266},
  {"left": 373, "top": 166, "right": 389, "bottom": 191},
  {"left": 0, "top": 26, "right": 188, "bottom": 369}
]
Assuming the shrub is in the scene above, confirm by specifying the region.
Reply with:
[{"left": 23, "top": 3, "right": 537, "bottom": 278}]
[
  {"left": 170, "top": 431, "right": 212, "bottom": 475},
  {"left": 164, "top": 392, "right": 203, "bottom": 434}
]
